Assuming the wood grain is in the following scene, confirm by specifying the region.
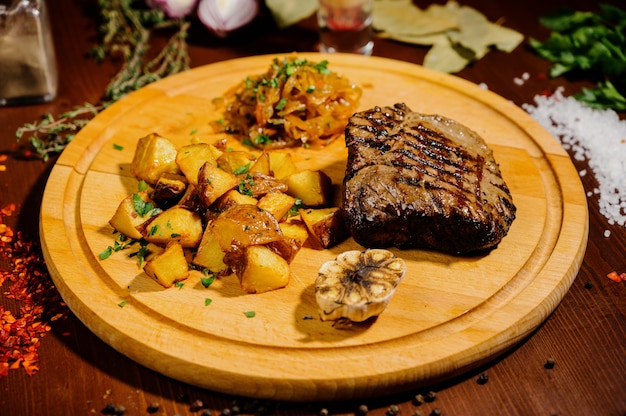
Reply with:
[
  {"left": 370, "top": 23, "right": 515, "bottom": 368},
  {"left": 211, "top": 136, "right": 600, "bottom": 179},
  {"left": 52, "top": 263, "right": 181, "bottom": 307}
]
[{"left": 39, "top": 53, "right": 588, "bottom": 401}]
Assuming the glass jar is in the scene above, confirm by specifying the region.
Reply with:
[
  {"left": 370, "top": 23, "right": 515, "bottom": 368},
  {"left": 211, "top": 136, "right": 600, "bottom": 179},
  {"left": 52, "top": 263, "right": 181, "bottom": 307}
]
[{"left": 0, "top": 0, "right": 57, "bottom": 106}]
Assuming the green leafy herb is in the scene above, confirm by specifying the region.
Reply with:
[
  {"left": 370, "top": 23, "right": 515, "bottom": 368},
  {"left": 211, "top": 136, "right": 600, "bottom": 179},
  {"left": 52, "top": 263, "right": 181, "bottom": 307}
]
[
  {"left": 275, "top": 97, "right": 288, "bottom": 110},
  {"left": 201, "top": 273, "right": 216, "bottom": 288},
  {"left": 113, "top": 143, "right": 124, "bottom": 150},
  {"left": 137, "top": 180, "right": 148, "bottom": 192},
  {"left": 175, "top": 281, "right": 184, "bottom": 289},
  {"left": 99, "top": 246, "right": 113, "bottom": 260},
  {"left": 132, "top": 193, "right": 154, "bottom": 217},
  {"left": 244, "top": 310, "right": 256, "bottom": 318},
  {"left": 205, "top": 298, "right": 213, "bottom": 306},
  {"left": 233, "top": 163, "right": 251, "bottom": 175},
  {"left": 118, "top": 300, "right": 127, "bottom": 308},
  {"left": 15, "top": 0, "right": 191, "bottom": 161},
  {"left": 529, "top": 3, "right": 626, "bottom": 110}
]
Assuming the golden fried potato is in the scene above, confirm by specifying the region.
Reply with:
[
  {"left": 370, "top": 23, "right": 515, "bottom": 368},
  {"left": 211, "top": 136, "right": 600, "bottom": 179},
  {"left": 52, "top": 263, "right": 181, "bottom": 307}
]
[
  {"left": 284, "top": 169, "right": 333, "bottom": 206},
  {"left": 257, "top": 191, "right": 296, "bottom": 221},
  {"left": 193, "top": 222, "right": 230, "bottom": 275},
  {"left": 143, "top": 241, "right": 189, "bottom": 288},
  {"left": 236, "top": 245, "right": 290, "bottom": 294},
  {"left": 212, "top": 204, "right": 284, "bottom": 252},
  {"left": 109, "top": 191, "right": 158, "bottom": 240},
  {"left": 176, "top": 142, "right": 223, "bottom": 185},
  {"left": 299, "top": 206, "right": 348, "bottom": 249},
  {"left": 197, "top": 162, "right": 239, "bottom": 207},
  {"left": 130, "top": 133, "right": 179, "bottom": 184},
  {"left": 140, "top": 206, "right": 203, "bottom": 248},
  {"left": 268, "top": 151, "right": 297, "bottom": 179}
]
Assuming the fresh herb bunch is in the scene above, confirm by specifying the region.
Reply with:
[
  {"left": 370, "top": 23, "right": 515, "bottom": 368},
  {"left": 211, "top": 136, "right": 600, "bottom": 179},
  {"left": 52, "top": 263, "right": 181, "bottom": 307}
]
[
  {"left": 16, "top": 0, "right": 191, "bottom": 161},
  {"left": 529, "top": 3, "right": 626, "bottom": 110}
]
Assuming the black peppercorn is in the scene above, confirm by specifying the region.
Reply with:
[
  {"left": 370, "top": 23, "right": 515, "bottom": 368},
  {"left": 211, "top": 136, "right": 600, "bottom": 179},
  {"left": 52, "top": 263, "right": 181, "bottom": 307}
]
[
  {"left": 412, "top": 394, "right": 424, "bottom": 406},
  {"left": 358, "top": 404, "right": 369, "bottom": 415},
  {"left": 477, "top": 372, "right": 489, "bottom": 384},
  {"left": 430, "top": 409, "right": 441, "bottom": 416},
  {"left": 584, "top": 281, "right": 593, "bottom": 289},
  {"left": 190, "top": 399, "right": 204, "bottom": 411},
  {"left": 544, "top": 358, "right": 556, "bottom": 369},
  {"left": 387, "top": 404, "right": 400, "bottom": 415},
  {"left": 147, "top": 402, "right": 160, "bottom": 413},
  {"left": 425, "top": 391, "right": 436, "bottom": 402}
]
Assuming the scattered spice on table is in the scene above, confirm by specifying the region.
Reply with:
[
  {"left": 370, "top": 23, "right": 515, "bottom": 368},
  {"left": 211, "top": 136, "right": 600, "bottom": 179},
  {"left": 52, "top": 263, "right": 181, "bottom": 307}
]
[
  {"left": 606, "top": 271, "right": 625, "bottom": 283},
  {"left": 544, "top": 358, "right": 556, "bottom": 369},
  {"left": 523, "top": 88, "right": 626, "bottom": 227},
  {"left": 0, "top": 203, "right": 68, "bottom": 378},
  {"left": 477, "top": 372, "right": 489, "bottom": 384}
]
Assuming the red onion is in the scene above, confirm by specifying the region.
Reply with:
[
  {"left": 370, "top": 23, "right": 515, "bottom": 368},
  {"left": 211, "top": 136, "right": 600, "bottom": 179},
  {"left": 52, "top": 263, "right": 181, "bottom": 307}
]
[
  {"left": 197, "top": 0, "right": 259, "bottom": 38},
  {"left": 146, "top": 0, "right": 198, "bottom": 18}
]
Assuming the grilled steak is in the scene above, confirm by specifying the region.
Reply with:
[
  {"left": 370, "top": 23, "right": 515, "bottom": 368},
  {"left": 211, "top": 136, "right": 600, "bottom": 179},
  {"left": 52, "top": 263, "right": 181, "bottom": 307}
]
[{"left": 342, "top": 103, "right": 516, "bottom": 254}]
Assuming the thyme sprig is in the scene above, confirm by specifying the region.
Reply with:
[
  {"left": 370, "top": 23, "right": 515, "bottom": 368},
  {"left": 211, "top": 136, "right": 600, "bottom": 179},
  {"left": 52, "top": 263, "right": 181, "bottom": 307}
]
[{"left": 16, "top": 0, "right": 191, "bottom": 161}]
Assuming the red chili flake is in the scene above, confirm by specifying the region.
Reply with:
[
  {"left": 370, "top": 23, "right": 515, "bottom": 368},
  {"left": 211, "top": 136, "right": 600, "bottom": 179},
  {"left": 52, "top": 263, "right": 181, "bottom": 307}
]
[
  {"left": 540, "top": 88, "right": 554, "bottom": 97},
  {"left": 536, "top": 72, "right": 547, "bottom": 81},
  {"left": 0, "top": 203, "right": 69, "bottom": 379},
  {"left": 606, "top": 271, "right": 622, "bottom": 283}
]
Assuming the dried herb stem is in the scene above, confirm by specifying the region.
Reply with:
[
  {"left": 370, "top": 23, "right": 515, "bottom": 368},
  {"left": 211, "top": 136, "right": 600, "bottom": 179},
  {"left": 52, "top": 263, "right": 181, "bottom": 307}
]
[{"left": 16, "top": 0, "right": 191, "bottom": 161}]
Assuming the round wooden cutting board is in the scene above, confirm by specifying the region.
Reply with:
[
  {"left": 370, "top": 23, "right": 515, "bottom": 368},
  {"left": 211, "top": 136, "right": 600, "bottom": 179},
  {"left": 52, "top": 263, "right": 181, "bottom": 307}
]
[{"left": 40, "top": 53, "right": 588, "bottom": 402}]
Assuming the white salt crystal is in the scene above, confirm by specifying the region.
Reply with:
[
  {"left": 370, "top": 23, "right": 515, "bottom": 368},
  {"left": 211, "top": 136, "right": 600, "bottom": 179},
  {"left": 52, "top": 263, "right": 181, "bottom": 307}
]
[
  {"left": 513, "top": 77, "right": 524, "bottom": 86},
  {"left": 523, "top": 88, "right": 626, "bottom": 227},
  {"left": 604, "top": 230, "right": 611, "bottom": 238}
]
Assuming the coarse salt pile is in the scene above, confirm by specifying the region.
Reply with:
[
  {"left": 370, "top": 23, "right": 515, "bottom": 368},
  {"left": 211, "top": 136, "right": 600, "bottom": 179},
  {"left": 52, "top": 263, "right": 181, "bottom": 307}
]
[{"left": 523, "top": 88, "right": 626, "bottom": 227}]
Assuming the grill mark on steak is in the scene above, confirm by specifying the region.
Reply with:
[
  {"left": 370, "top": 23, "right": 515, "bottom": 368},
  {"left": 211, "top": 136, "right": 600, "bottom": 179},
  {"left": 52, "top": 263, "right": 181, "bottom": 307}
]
[{"left": 342, "top": 103, "right": 516, "bottom": 254}]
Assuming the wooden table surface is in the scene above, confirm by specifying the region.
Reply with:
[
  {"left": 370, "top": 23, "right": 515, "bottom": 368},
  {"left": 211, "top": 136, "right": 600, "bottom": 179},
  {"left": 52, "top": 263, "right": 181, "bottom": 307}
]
[{"left": 1, "top": 0, "right": 624, "bottom": 415}]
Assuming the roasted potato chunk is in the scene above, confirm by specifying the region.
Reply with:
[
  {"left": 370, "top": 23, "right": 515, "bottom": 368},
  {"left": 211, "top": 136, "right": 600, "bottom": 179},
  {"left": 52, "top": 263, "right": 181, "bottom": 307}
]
[
  {"left": 217, "top": 150, "right": 256, "bottom": 174},
  {"left": 151, "top": 173, "right": 188, "bottom": 207},
  {"left": 235, "top": 245, "right": 290, "bottom": 294},
  {"left": 109, "top": 191, "right": 158, "bottom": 240},
  {"left": 300, "top": 206, "right": 348, "bottom": 249},
  {"left": 268, "top": 151, "right": 297, "bottom": 179},
  {"left": 212, "top": 204, "right": 284, "bottom": 252},
  {"left": 176, "top": 143, "right": 223, "bottom": 185},
  {"left": 197, "top": 162, "right": 239, "bottom": 207},
  {"left": 193, "top": 222, "right": 230, "bottom": 275},
  {"left": 257, "top": 192, "right": 296, "bottom": 221},
  {"left": 143, "top": 241, "right": 189, "bottom": 288},
  {"left": 284, "top": 169, "right": 333, "bottom": 206},
  {"left": 249, "top": 152, "right": 271, "bottom": 175},
  {"left": 140, "top": 206, "right": 203, "bottom": 248},
  {"left": 130, "top": 133, "right": 179, "bottom": 184}
]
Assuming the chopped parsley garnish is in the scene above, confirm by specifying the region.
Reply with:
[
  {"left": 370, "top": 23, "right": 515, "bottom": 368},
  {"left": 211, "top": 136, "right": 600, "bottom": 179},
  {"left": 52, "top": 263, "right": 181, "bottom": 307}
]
[
  {"left": 254, "top": 134, "right": 271, "bottom": 145},
  {"left": 205, "top": 298, "right": 213, "bottom": 306},
  {"left": 306, "top": 85, "right": 315, "bottom": 93},
  {"left": 233, "top": 163, "right": 251, "bottom": 175},
  {"left": 99, "top": 246, "right": 113, "bottom": 260},
  {"left": 201, "top": 273, "right": 216, "bottom": 288},
  {"left": 132, "top": 193, "right": 154, "bottom": 217},
  {"left": 118, "top": 300, "right": 127, "bottom": 308},
  {"left": 190, "top": 128, "right": 198, "bottom": 135},
  {"left": 275, "top": 98, "right": 287, "bottom": 110},
  {"left": 244, "top": 310, "right": 256, "bottom": 318},
  {"left": 113, "top": 143, "right": 123, "bottom": 151},
  {"left": 137, "top": 180, "right": 148, "bottom": 192},
  {"left": 175, "top": 281, "right": 184, "bottom": 289}
]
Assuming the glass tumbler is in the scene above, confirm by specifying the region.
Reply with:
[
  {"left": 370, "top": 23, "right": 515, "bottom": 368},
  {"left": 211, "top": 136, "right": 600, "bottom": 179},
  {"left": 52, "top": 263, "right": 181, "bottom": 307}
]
[{"left": 317, "top": 0, "right": 374, "bottom": 56}]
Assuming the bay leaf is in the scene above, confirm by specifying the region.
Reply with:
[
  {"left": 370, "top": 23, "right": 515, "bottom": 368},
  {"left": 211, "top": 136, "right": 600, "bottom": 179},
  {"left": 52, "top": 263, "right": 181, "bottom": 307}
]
[{"left": 372, "top": 0, "right": 457, "bottom": 37}]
